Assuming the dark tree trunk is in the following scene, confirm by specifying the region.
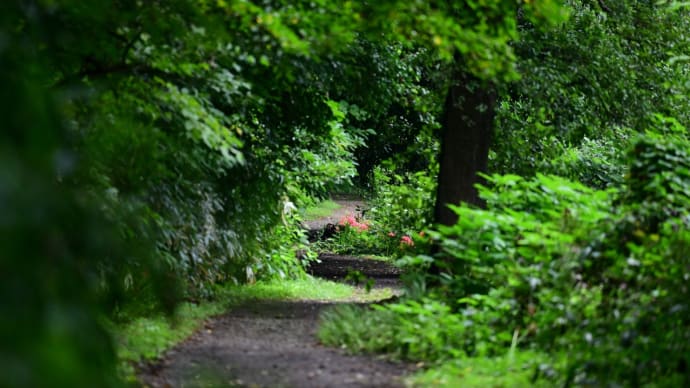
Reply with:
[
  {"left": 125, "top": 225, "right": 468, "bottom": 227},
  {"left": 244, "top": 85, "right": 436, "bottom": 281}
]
[{"left": 434, "top": 72, "right": 496, "bottom": 226}]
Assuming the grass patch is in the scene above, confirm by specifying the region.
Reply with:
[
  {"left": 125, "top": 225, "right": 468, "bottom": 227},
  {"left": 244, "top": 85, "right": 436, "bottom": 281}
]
[
  {"left": 351, "top": 286, "right": 397, "bottom": 302},
  {"left": 318, "top": 304, "right": 399, "bottom": 356},
  {"left": 302, "top": 199, "right": 341, "bottom": 220},
  {"left": 223, "top": 276, "right": 354, "bottom": 302},
  {"left": 107, "top": 300, "right": 227, "bottom": 383},
  {"left": 407, "top": 352, "right": 554, "bottom": 388},
  {"left": 318, "top": 304, "right": 557, "bottom": 387},
  {"left": 110, "top": 276, "right": 389, "bottom": 382},
  {"left": 225, "top": 276, "right": 396, "bottom": 304},
  {"left": 362, "top": 254, "right": 394, "bottom": 262}
]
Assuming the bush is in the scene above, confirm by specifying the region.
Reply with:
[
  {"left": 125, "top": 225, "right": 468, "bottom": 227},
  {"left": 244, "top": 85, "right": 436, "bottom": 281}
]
[
  {"left": 541, "top": 127, "right": 632, "bottom": 189},
  {"left": 437, "top": 133, "right": 689, "bottom": 385},
  {"left": 332, "top": 130, "right": 690, "bottom": 386},
  {"left": 369, "top": 166, "right": 437, "bottom": 237}
]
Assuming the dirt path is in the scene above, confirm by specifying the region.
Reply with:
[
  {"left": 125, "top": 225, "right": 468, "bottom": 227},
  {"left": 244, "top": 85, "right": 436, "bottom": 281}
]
[
  {"left": 302, "top": 198, "right": 365, "bottom": 231},
  {"left": 139, "top": 199, "right": 411, "bottom": 388}
]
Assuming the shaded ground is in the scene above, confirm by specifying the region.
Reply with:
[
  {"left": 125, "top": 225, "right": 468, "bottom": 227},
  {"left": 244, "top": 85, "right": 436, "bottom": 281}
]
[
  {"left": 309, "top": 253, "right": 401, "bottom": 279},
  {"left": 139, "top": 199, "right": 410, "bottom": 388},
  {"left": 308, "top": 253, "right": 403, "bottom": 290},
  {"left": 139, "top": 299, "right": 411, "bottom": 388}
]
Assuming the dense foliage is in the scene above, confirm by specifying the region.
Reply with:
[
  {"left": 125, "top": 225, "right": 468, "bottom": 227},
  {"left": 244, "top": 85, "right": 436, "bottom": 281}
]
[
  {"left": 1, "top": 1, "right": 373, "bottom": 384},
  {"left": 4, "top": 0, "right": 689, "bottom": 386},
  {"left": 323, "top": 129, "right": 690, "bottom": 385},
  {"left": 492, "top": 0, "right": 690, "bottom": 182},
  {"left": 319, "top": 1, "right": 690, "bottom": 387}
]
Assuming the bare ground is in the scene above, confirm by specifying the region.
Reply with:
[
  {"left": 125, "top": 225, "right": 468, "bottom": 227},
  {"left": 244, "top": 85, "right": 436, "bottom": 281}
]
[{"left": 138, "top": 199, "right": 411, "bottom": 388}]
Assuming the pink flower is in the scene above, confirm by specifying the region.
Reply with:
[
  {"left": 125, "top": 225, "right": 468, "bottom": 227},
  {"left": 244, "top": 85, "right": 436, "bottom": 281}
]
[
  {"left": 400, "top": 235, "right": 414, "bottom": 246},
  {"left": 338, "top": 215, "right": 357, "bottom": 227},
  {"left": 388, "top": 232, "right": 396, "bottom": 237},
  {"left": 338, "top": 214, "right": 369, "bottom": 232}
]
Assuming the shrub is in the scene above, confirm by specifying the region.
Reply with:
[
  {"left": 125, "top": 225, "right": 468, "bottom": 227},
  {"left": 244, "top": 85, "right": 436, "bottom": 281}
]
[
  {"left": 541, "top": 127, "right": 632, "bottom": 189},
  {"left": 369, "top": 166, "right": 437, "bottom": 237},
  {"left": 358, "top": 130, "right": 690, "bottom": 386},
  {"left": 439, "top": 135, "right": 688, "bottom": 384}
]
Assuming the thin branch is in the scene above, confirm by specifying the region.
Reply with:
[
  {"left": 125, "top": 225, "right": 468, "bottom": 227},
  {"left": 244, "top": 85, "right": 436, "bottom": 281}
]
[
  {"left": 54, "top": 63, "right": 176, "bottom": 88},
  {"left": 598, "top": 0, "right": 612, "bottom": 13}
]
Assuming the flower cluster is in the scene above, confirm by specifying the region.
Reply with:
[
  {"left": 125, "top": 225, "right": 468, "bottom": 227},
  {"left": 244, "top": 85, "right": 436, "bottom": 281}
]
[
  {"left": 387, "top": 231, "right": 416, "bottom": 247},
  {"left": 338, "top": 214, "right": 370, "bottom": 232},
  {"left": 400, "top": 235, "right": 414, "bottom": 246}
]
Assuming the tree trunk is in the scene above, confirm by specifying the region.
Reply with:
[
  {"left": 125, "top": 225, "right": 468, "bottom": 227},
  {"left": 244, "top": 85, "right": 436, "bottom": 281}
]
[{"left": 434, "top": 72, "right": 496, "bottom": 226}]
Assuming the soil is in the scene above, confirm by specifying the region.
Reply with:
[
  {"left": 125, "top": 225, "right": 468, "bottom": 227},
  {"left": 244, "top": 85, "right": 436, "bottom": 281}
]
[{"left": 138, "top": 199, "right": 412, "bottom": 388}]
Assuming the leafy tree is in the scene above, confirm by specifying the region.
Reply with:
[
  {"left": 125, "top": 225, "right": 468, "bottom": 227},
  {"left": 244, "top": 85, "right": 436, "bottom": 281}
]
[
  {"left": 0, "top": 3, "right": 159, "bottom": 385},
  {"left": 353, "top": 1, "right": 569, "bottom": 224},
  {"left": 492, "top": 0, "right": 690, "bottom": 182},
  {"left": 1, "top": 1, "right": 366, "bottom": 384}
]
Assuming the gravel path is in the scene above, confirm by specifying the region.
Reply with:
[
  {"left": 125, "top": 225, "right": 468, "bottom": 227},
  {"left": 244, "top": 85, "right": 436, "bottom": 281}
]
[
  {"left": 139, "top": 199, "right": 410, "bottom": 388},
  {"left": 139, "top": 300, "right": 411, "bottom": 388}
]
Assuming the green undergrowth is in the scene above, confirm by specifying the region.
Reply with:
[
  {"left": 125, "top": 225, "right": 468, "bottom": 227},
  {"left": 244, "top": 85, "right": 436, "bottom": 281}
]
[
  {"left": 302, "top": 199, "right": 342, "bottom": 221},
  {"left": 321, "top": 130, "right": 690, "bottom": 386},
  {"left": 362, "top": 254, "right": 395, "bottom": 262},
  {"left": 110, "top": 276, "right": 368, "bottom": 382},
  {"left": 407, "top": 352, "right": 555, "bottom": 388},
  {"left": 319, "top": 304, "right": 553, "bottom": 387}
]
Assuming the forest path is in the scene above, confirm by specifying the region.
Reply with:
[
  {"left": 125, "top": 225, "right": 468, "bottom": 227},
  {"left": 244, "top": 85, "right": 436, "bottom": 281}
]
[
  {"left": 301, "top": 196, "right": 366, "bottom": 231},
  {"left": 139, "top": 199, "right": 411, "bottom": 388}
]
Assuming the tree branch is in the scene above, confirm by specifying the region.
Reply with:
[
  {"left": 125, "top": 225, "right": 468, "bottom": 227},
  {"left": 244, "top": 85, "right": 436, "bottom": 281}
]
[
  {"left": 54, "top": 63, "right": 178, "bottom": 88},
  {"left": 598, "top": 0, "right": 612, "bottom": 13}
]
